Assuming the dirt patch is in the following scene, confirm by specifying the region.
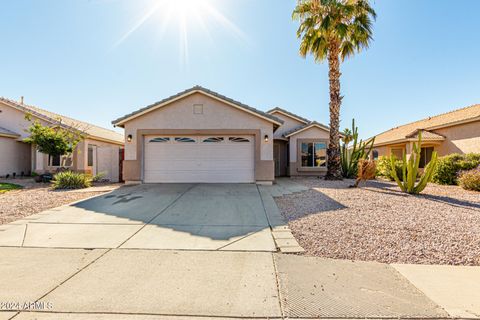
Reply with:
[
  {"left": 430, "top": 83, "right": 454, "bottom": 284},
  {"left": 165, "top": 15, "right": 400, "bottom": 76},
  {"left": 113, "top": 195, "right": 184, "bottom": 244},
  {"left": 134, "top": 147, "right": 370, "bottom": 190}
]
[
  {"left": 275, "top": 178, "right": 480, "bottom": 266},
  {"left": 0, "top": 182, "right": 121, "bottom": 225}
]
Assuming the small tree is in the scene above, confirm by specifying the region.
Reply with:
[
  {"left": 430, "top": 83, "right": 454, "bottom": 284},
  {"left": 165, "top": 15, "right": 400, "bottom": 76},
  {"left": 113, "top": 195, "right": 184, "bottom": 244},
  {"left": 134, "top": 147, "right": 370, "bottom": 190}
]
[{"left": 24, "top": 118, "right": 85, "bottom": 163}]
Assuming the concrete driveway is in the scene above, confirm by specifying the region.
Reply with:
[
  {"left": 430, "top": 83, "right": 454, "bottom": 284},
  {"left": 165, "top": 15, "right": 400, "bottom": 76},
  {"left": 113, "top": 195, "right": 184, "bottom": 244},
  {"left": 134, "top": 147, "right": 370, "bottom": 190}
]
[{"left": 0, "top": 183, "right": 276, "bottom": 251}]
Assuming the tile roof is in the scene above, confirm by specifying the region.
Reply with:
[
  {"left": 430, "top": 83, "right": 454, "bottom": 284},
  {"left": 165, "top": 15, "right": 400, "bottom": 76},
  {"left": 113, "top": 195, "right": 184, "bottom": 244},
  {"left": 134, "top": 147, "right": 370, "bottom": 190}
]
[
  {"left": 373, "top": 104, "right": 480, "bottom": 146},
  {"left": 111, "top": 85, "right": 284, "bottom": 126},
  {"left": 0, "top": 97, "right": 124, "bottom": 144},
  {"left": 405, "top": 129, "right": 445, "bottom": 140},
  {"left": 0, "top": 126, "right": 20, "bottom": 137},
  {"left": 266, "top": 107, "right": 310, "bottom": 124},
  {"left": 283, "top": 121, "right": 330, "bottom": 137}
]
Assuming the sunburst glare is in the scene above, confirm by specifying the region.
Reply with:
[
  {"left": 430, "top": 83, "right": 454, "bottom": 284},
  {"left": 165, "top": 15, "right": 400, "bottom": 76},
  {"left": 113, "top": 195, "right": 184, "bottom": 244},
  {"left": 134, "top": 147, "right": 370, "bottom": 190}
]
[{"left": 114, "top": 0, "right": 248, "bottom": 68}]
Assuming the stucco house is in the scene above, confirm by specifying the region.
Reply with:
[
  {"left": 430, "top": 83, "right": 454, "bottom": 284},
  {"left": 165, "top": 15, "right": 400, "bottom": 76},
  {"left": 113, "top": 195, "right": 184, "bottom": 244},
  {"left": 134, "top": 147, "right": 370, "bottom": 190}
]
[
  {"left": 371, "top": 104, "right": 480, "bottom": 167},
  {"left": 112, "top": 86, "right": 331, "bottom": 184},
  {"left": 0, "top": 97, "right": 124, "bottom": 182}
]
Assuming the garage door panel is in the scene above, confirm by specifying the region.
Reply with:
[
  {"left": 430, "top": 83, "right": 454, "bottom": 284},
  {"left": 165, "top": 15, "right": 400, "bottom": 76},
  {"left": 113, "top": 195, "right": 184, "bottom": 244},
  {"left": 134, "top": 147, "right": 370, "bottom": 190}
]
[{"left": 144, "top": 135, "right": 254, "bottom": 183}]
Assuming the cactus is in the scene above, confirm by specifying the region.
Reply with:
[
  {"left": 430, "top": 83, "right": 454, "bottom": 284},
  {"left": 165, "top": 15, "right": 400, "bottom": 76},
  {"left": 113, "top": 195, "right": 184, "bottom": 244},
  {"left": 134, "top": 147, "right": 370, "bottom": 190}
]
[
  {"left": 389, "top": 132, "right": 438, "bottom": 194},
  {"left": 341, "top": 119, "right": 375, "bottom": 178}
]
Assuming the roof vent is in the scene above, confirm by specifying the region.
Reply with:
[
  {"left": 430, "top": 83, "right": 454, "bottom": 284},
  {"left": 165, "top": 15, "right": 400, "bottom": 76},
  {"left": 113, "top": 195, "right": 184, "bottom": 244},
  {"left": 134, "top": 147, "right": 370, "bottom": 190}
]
[{"left": 20, "top": 96, "right": 24, "bottom": 105}]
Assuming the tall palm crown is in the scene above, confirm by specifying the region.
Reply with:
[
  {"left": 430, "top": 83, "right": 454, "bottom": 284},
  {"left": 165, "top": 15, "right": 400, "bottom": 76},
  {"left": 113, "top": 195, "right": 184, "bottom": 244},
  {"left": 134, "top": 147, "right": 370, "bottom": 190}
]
[{"left": 293, "top": 0, "right": 376, "bottom": 179}]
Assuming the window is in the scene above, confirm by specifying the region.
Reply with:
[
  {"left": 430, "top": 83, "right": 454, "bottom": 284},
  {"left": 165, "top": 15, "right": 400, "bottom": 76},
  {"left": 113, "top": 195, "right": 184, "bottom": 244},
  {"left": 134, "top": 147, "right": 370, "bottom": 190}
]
[
  {"left": 88, "top": 145, "right": 94, "bottom": 166},
  {"left": 301, "top": 142, "right": 326, "bottom": 168},
  {"left": 372, "top": 150, "right": 379, "bottom": 160},
  {"left": 174, "top": 137, "right": 196, "bottom": 143},
  {"left": 203, "top": 137, "right": 224, "bottom": 143},
  {"left": 149, "top": 137, "right": 170, "bottom": 143},
  {"left": 49, "top": 154, "right": 72, "bottom": 167},
  {"left": 229, "top": 137, "right": 250, "bottom": 143},
  {"left": 419, "top": 147, "right": 434, "bottom": 168}
]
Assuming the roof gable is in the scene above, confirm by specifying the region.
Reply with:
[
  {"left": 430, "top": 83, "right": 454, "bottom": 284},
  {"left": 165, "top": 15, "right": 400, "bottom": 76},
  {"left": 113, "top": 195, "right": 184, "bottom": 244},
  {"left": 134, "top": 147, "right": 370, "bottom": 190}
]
[
  {"left": 284, "top": 121, "right": 330, "bottom": 138},
  {"left": 112, "top": 86, "right": 283, "bottom": 127},
  {"left": 267, "top": 107, "right": 309, "bottom": 124},
  {"left": 0, "top": 97, "right": 124, "bottom": 145}
]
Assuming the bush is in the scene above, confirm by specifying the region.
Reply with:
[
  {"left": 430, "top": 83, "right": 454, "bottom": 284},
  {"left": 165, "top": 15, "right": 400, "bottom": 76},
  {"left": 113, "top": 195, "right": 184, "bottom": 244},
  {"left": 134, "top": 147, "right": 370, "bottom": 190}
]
[
  {"left": 92, "top": 172, "right": 107, "bottom": 182},
  {"left": 458, "top": 166, "right": 480, "bottom": 191},
  {"left": 52, "top": 171, "right": 92, "bottom": 190},
  {"left": 376, "top": 156, "right": 403, "bottom": 181},
  {"left": 432, "top": 153, "right": 480, "bottom": 185}
]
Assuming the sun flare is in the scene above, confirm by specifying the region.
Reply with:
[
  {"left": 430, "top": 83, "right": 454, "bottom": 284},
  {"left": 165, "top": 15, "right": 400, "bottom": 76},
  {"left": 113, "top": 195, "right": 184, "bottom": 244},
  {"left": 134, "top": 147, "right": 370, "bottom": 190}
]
[{"left": 115, "top": 0, "right": 247, "bottom": 67}]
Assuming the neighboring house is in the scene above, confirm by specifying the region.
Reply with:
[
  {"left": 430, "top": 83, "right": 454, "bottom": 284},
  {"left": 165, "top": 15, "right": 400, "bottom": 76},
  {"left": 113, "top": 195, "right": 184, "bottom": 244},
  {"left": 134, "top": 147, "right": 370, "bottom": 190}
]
[
  {"left": 371, "top": 104, "right": 480, "bottom": 167},
  {"left": 112, "top": 86, "right": 331, "bottom": 184},
  {"left": 0, "top": 97, "right": 124, "bottom": 182}
]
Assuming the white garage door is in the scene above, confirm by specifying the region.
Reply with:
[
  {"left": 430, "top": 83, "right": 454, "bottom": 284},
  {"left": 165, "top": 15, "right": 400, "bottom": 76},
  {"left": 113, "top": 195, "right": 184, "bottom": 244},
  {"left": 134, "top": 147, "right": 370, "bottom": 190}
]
[{"left": 144, "top": 135, "right": 255, "bottom": 183}]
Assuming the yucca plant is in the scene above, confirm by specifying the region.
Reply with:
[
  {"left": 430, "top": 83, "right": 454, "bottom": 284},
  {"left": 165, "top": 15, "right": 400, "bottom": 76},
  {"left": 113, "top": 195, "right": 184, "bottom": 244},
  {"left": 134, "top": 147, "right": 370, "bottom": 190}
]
[
  {"left": 340, "top": 119, "right": 375, "bottom": 178},
  {"left": 390, "top": 132, "right": 438, "bottom": 194}
]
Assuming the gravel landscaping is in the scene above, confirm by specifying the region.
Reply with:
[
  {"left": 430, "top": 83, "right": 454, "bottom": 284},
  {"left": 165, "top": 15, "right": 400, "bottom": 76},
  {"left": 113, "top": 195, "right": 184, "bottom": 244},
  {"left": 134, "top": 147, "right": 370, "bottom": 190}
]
[
  {"left": 0, "top": 179, "right": 121, "bottom": 225},
  {"left": 275, "top": 178, "right": 480, "bottom": 266}
]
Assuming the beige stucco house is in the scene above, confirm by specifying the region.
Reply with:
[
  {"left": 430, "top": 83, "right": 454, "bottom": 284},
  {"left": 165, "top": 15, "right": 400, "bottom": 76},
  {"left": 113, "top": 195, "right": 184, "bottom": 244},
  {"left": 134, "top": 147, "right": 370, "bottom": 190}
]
[
  {"left": 0, "top": 97, "right": 124, "bottom": 182},
  {"left": 371, "top": 104, "right": 480, "bottom": 166},
  {"left": 112, "top": 86, "right": 331, "bottom": 184}
]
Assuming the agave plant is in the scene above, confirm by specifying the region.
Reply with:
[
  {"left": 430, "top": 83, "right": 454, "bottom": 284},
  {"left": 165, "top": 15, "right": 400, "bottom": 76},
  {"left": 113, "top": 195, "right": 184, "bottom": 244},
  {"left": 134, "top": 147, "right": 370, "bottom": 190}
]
[
  {"left": 340, "top": 119, "right": 375, "bottom": 178},
  {"left": 390, "top": 132, "right": 438, "bottom": 194}
]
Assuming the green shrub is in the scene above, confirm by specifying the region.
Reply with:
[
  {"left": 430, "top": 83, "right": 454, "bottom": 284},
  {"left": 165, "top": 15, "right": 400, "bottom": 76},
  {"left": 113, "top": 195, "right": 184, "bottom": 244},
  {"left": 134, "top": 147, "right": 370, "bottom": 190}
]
[
  {"left": 376, "top": 156, "right": 403, "bottom": 181},
  {"left": 92, "top": 172, "right": 106, "bottom": 182},
  {"left": 457, "top": 166, "right": 480, "bottom": 191},
  {"left": 52, "top": 171, "right": 92, "bottom": 190},
  {"left": 432, "top": 153, "right": 480, "bottom": 185}
]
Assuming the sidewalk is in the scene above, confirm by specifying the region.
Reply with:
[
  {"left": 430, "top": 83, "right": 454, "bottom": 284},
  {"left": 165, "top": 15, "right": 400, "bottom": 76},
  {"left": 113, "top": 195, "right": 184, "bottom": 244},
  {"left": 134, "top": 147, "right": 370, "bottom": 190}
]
[{"left": 1, "top": 247, "right": 480, "bottom": 319}]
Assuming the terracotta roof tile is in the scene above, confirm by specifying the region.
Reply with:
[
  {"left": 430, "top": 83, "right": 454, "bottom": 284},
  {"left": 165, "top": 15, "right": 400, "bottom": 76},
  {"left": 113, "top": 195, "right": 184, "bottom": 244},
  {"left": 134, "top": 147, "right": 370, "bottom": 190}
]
[{"left": 373, "top": 104, "right": 480, "bottom": 146}]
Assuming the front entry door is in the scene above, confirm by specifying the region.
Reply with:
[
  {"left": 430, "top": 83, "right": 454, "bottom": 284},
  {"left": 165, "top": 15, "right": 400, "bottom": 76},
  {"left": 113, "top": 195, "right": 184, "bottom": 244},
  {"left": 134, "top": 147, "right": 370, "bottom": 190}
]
[{"left": 274, "top": 143, "right": 281, "bottom": 177}]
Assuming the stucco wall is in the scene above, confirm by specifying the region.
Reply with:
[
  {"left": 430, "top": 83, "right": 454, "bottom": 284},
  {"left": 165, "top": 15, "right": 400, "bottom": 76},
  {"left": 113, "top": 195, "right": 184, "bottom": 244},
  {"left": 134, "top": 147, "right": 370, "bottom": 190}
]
[
  {"left": 434, "top": 121, "right": 480, "bottom": 155},
  {"left": 122, "top": 93, "right": 275, "bottom": 182},
  {"left": 0, "top": 101, "right": 50, "bottom": 138},
  {"left": 123, "top": 93, "right": 274, "bottom": 162},
  {"left": 0, "top": 137, "right": 31, "bottom": 177},
  {"left": 289, "top": 126, "right": 330, "bottom": 163},
  {"left": 288, "top": 126, "right": 330, "bottom": 176},
  {"left": 270, "top": 112, "right": 305, "bottom": 139},
  {"left": 77, "top": 138, "right": 120, "bottom": 182}
]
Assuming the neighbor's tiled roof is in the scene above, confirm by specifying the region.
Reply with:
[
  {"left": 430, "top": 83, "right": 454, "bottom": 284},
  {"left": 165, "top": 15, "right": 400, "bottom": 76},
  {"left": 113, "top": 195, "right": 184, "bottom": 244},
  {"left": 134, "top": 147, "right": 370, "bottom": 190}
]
[
  {"left": 0, "top": 97, "right": 124, "bottom": 144},
  {"left": 283, "top": 121, "right": 330, "bottom": 137},
  {"left": 266, "top": 107, "right": 310, "bottom": 124},
  {"left": 112, "top": 85, "right": 284, "bottom": 126},
  {"left": 405, "top": 129, "right": 445, "bottom": 140},
  {"left": 373, "top": 104, "right": 480, "bottom": 146},
  {"left": 0, "top": 126, "right": 20, "bottom": 137}
]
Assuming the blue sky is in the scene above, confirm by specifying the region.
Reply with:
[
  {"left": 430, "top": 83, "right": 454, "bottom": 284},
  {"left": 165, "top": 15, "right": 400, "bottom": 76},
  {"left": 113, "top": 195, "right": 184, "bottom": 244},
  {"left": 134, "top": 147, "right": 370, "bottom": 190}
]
[{"left": 1, "top": 0, "right": 479, "bottom": 139}]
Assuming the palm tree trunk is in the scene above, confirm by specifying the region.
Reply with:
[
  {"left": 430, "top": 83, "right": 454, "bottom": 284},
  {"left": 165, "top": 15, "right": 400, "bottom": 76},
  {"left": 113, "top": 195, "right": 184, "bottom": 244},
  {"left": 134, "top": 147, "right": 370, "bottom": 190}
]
[{"left": 325, "top": 40, "right": 343, "bottom": 180}]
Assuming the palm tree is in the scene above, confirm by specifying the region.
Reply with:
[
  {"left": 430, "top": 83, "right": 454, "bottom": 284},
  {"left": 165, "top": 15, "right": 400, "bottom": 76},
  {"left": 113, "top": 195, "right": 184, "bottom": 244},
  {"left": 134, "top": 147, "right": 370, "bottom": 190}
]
[{"left": 293, "top": 0, "right": 376, "bottom": 180}]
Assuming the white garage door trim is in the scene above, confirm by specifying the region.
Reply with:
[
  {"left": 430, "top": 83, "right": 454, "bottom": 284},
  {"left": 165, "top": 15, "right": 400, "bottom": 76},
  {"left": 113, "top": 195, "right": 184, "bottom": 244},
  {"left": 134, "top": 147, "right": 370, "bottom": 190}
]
[{"left": 143, "top": 135, "right": 255, "bottom": 183}]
